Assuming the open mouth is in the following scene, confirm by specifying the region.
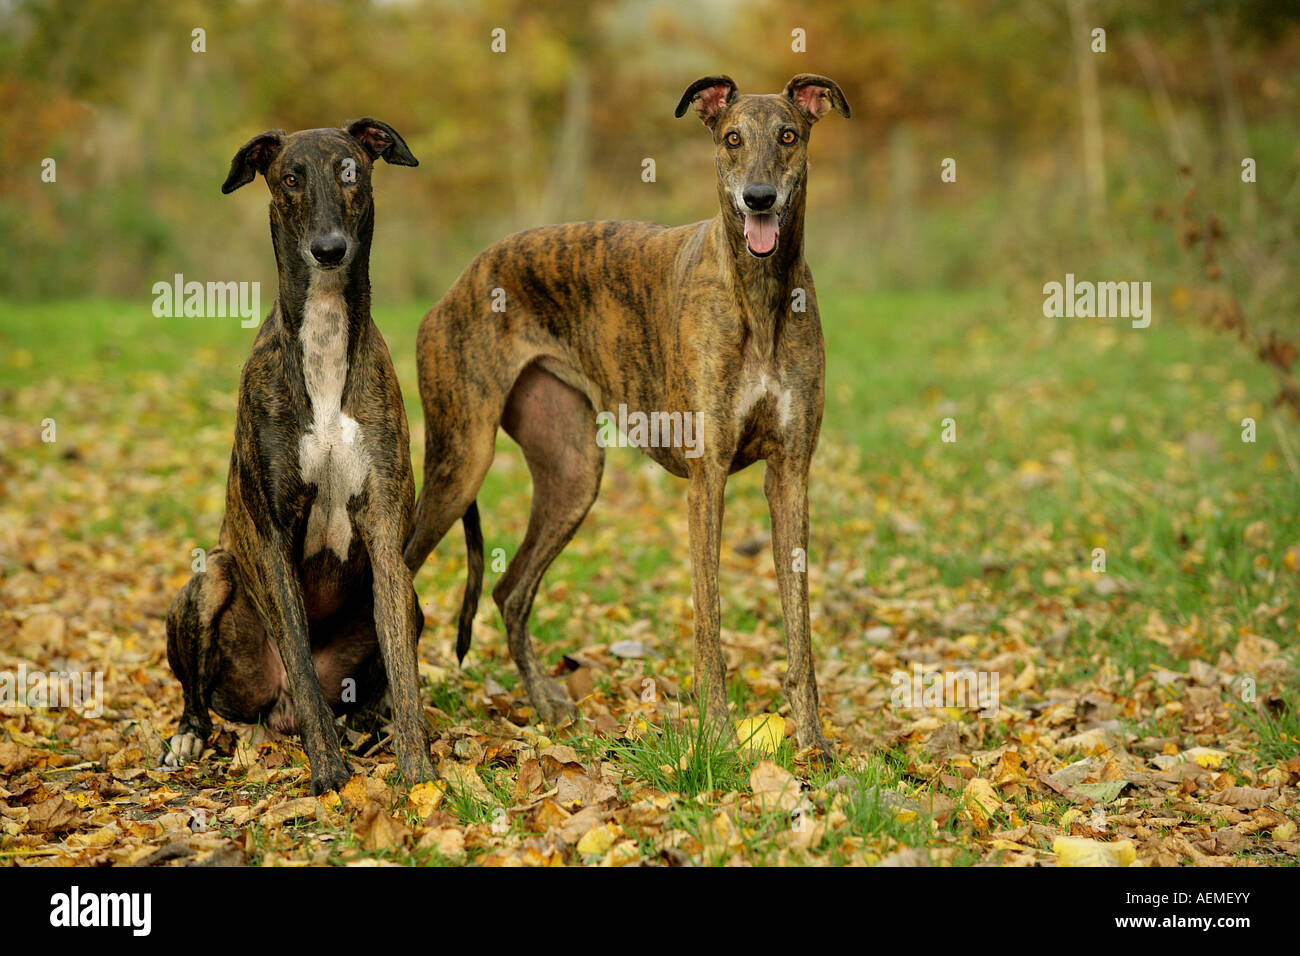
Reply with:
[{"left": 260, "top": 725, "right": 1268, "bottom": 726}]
[{"left": 738, "top": 203, "right": 790, "bottom": 258}]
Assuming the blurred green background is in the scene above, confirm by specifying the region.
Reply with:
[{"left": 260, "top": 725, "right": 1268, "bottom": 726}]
[{"left": 2, "top": 0, "right": 1297, "bottom": 330}]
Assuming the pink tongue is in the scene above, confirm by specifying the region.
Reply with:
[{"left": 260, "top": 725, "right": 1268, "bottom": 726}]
[{"left": 744, "top": 213, "right": 778, "bottom": 254}]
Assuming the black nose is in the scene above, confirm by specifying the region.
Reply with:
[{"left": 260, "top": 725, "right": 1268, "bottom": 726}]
[
  {"left": 742, "top": 184, "right": 777, "bottom": 211},
  {"left": 310, "top": 232, "right": 347, "bottom": 266}
]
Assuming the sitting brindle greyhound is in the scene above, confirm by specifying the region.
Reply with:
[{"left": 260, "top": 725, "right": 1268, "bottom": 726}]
[
  {"left": 403, "top": 75, "right": 849, "bottom": 756},
  {"left": 164, "top": 119, "right": 435, "bottom": 794}
]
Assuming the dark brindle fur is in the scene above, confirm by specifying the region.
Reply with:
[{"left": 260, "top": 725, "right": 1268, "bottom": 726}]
[{"left": 164, "top": 120, "right": 434, "bottom": 793}]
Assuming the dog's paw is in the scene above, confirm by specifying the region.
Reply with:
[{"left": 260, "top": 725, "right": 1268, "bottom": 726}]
[
  {"left": 532, "top": 679, "right": 578, "bottom": 726},
  {"left": 160, "top": 731, "right": 204, "bottom": 769},
  {"left": 797, "top": 728, "right": 837, "bottom": 766},
  {"left": 396, "top": 749, "right": 438, "bottom": 786},
  {"left": 310, "top": 761, "right": 356, "bottom": 797}
]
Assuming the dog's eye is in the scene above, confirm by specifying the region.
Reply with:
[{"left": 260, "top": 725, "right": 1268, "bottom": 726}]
[
  {"left": 282, "top": 174, "right": 299, "bottom": 188},
  {"left": 724, "top": 131, "right": 742, "bottom": 149},
  {"left": 779, "top": 129, "right": 798, "bottom": 145}
]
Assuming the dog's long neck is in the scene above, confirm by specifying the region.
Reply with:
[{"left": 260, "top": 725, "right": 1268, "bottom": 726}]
[
  {"left": 715, "top": 183, "right": 807, "bottom": 361},
  {"left": 270, "top": 213, "right": 374, "bottom": 358}
]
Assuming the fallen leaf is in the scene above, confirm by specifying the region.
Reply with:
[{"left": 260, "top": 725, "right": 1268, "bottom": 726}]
[
  {"left": 735, "top": 714, "right": 785, "bottom": 755},
  {"left": 1053, "top": 836, "right": 1136, "bottom": 867}
]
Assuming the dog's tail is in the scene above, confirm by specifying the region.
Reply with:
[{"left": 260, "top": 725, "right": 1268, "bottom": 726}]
[{"left": 456, "top": 500, "right": 483, "bottom": 663}]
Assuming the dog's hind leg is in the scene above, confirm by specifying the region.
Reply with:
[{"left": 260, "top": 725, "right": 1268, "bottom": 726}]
[
  {"left": 403, "top": 308, "right": 499, "bottom": 577},
  {"left": 494, "top": 364, "right": 604, "bottom": 725},
  {"left": 162, "top": 549, "right": 238, "bottom": 766}
]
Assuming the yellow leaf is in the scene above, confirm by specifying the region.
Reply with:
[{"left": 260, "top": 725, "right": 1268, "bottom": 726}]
[
  {"left": 1273, "top": 821, "right": 1297, "bottom": 842},
  {"left": 1053, "top": 836, "right": 1136, "bottom": 867},
  {"left": 603, "top": 840, "right": 640, "bottom": 867},
  {"left": 1186, "top": 747, "right": 1229, "bottom": 768},
  {"left": 963, "top": 777, "right": 1002, "bottom": 831},
  {"left": 989, "top": 839, "right": 1027, "bottom": 852},
  {"left": 409, "top": 780, "right": 447, "bottom": 818},
  {"left": 66, "top": 825, "right": 120, "bottom": 848},
  {"left": 339, "top": 775, "right": 371, "bottom": 810},
  {"left": 577, "top": 823, "right": 621, "bottom": 856},
  {"left": 735, "top": 714, "right": 785, "bottom": 755}
]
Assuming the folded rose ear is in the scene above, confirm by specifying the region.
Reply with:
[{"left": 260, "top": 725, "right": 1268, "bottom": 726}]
[
  {"left": 343, "top": 117, "right": 419, "bottom": 166},
  {"left": 675, "top": 75, "right": 739, "bottom": 127},
  {"left": 782, "top": 74, "right": 851, "bottom": 122},
  {"left": 221, "top": 130, "right": 285, "bottom": 194}
]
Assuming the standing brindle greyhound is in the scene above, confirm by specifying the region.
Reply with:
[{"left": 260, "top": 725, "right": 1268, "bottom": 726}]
[
  {"left": 403, "top": 75, "right": 849, "bottom": 756},
  {"left": 163, "top": 119, "right": 435, "bottom": 794}
]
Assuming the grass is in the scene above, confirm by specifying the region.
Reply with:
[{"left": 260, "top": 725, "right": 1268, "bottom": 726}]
[{"left": 1, "top": 285, "right": 1297, "bottom": 865}]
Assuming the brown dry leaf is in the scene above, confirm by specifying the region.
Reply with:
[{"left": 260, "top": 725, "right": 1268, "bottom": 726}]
[
  {"left": 566, "top": 667, "right": 596, "bottom": 702},
  {"left": 356, "top": 804, "right": 410, "bottom": 850},
  {"left": 750, "top": 760, "right": 801, "bottom": 812},
  {"left": 538, "top": 744, "right": 583, "bottom": 765},
  {"left": 439, "top": 761, "right": 497, "bottom": 806},
  {"left": 551, "top": 762, "right": 616, "bottom": 809},
  {"left": 27, "top": 795, "right": 85, "bottom": 834},
  {"left": 20, "top": 612, "right": 66, "bottom": 650},
  {"left": 533, "top": 799, "right": 573, "bottom": 833},
  {"left": 140, "top": 785, "right": 183, "bottom": 811},
  {"left": 516, "top": 757, "right": 545, "bottom": 799},
  {"left": 261, "top": 796, "right": 322, "bottom": 827},
  {"left": 416, "top": 826, "right": 465, "bottom": 858},
  {"left": 1215, "top": 786, "right": 1278, "bottom": 809},
  {"left": 0, "top": 741, "right": 36, "bottom": 773},
  {"left": 553, "top": 805, "right": 609, "bottom": 844}
]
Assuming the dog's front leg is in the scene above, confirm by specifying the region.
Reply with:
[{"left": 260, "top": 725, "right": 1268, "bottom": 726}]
[
  {"left": 245, "top": 539, "right": 353, "bottom": 794},
  {"left": 764, "top": 454, "right": 832, "bottom": 758},
  {"left": 364, "top": 527, "right": 434, "bottom": 784},
  {"left": 687, "top": 464, "right": 732, "bottom": 736}
]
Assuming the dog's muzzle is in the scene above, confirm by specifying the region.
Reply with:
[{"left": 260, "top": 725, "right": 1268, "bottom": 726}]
[{"left": 310, "top": 232, "right": 349, "bottom": 268}]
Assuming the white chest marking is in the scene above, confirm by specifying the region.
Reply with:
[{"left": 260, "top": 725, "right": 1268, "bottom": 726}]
[
  {"left": 735, "top": 368, "right": 794, "bottom": 430},
  {"left": 298, "top": 274, "right": 369, "bottom": 562}
]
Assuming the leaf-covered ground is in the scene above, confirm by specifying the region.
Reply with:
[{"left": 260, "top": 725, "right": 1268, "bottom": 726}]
[{"left": 1, "top": 290, "right": 1298, "bottom": 866}]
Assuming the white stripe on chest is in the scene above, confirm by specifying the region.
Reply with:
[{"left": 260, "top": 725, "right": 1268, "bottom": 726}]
[
  {"left": 298, "top": 274, "right": 370, "bottom": 562},
  {"left": 735, "top": 367, "right": 794, "bottom": 429}
]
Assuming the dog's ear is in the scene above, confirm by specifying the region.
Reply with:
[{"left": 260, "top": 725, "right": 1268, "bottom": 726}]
[
  {"left": 344, "top": 118, "right": 419, "bottom": 167},
  {"left": 782, "top": 74, "right": 851, "bottom": 122},
  {"left": 222, "top": 130, "right": 286, "bottom": 194},
  {"left": 675, "top": 75, "right": 739, "bottom": 127}
]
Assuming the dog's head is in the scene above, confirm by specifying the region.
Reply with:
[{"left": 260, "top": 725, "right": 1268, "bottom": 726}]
[
  {"left": 222, "top": 119, "right": 417, "bottom": 272},
  {"left": 676, "top": 74, "right": 849, "bottom": 259}
]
